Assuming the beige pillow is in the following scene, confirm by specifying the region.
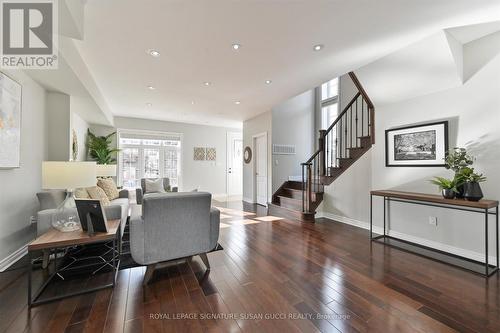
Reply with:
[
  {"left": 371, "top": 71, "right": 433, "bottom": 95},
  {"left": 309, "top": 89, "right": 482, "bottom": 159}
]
[
  {"left": 74, "top": 188, "right": 90, "bottom": 199},
  {"left": 86, "top": 186, "right": 111, "bottom": 206},
  {"left": 145, "top": 178, "right": 165, "bottom": 193},
  {"left": 97, "top": 178, "right": 120, "bottom": 200}
]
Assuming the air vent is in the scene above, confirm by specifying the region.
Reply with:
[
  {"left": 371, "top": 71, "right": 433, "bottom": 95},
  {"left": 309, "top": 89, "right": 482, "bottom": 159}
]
[{"left": 273, "top": 144, "right": 296, "bottom": 155}]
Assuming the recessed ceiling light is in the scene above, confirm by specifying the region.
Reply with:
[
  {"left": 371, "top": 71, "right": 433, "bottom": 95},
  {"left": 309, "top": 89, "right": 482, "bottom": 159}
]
[
  {"left": 146, "top": 103, "right": 152, "bottom": 107},
  {"left": 313, "top": 44, "right": 324, "bottom": 51},
  {"left": 147, "top": 49, "right": 161, "bottom": 57},
  {"left": 191, "top": 101, "right": 195, "bottom": 105},
  {"left": 147, "top": 86, "right": 155, "bottom": 90},
  {"left": 235, "top": 101, "right": 241, "bottom": 105},
  {"left": 232, "top": 43, "right": 241, "bottom": 50},
  {"left": 204, "top": 82, "right": 211, "bottom": 86},
  {"left": 265, "top": 80, "right": 272, "bottom": 84}
]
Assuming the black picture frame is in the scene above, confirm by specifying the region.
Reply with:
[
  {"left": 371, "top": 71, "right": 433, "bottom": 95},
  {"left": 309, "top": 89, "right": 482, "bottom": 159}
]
[{"left": 385, "top": 121, "right": 449, "bottom": 167}]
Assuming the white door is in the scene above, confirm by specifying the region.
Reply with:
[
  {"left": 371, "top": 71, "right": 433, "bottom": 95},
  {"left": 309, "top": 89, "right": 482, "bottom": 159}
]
[
  {"left": 227, "top": 132, "right": 243, "bottom": 196},
  {"left": 254, "top": 134, "right": 268, "bottom": 206}
]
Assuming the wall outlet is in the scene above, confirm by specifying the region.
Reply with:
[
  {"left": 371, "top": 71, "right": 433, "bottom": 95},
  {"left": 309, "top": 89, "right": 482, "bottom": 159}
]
[
  {"left": 30, "top": 216, "right": 37, "bottom": 225},
  {"left": 428, "top": 216, "right": 437, "bottom": 226}
]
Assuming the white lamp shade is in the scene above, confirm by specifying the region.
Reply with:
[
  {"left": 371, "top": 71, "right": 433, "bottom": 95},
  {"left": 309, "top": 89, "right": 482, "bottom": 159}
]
[
  {"left": 96, "top": 164, "right": 117, "bottom": 177},
  {"left": 42, "top": 161, "right": 97, "bottom": 190}
]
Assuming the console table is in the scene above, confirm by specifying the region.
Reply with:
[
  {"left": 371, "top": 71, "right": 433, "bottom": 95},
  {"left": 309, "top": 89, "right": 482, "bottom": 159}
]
[
  {"left": 28, "top": 219, "right": 121, "bottom": 306},
  {"left": 370, "top": 190, "right": 498, "bottom": 277}
]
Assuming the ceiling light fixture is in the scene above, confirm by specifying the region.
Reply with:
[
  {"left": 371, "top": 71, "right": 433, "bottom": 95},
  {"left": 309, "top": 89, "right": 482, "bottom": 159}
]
[
  {"left": 191, "top": 101, "right": 195, "bottom": 105},
  {"left": 147, "top": 86, "right": 155, "bottom": 90},
  {"left": 204, "top": 82, "right": 211, "bottom": 86},
  {"left": 235, "top": 101, "right": 241, "bottom": 105},
  {"left": 146, "top": 103, "right": 152, "bottom": 107},
  {"left": 147, "top": 49, "right": 161, "bottom": 57},
  {"left": 313, "top": 44, "right": 324, "bottom": 51},
  {"left": 232, "top": 43, "right": 241, "bottom": 50},
  {"left": 265, "top": 80, "right": 272, "bottom": 84}
]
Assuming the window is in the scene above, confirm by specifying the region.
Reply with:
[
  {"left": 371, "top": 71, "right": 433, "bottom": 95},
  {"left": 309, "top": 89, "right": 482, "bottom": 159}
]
[
  {"left": 118, "top": 131, "right": 182, "bottom": 189},
  {"left": 320, "top": 77, "right": 340, "bottom": 167},
  {"left": 320, "top": 77, "right": 339, "bottom": 130}
]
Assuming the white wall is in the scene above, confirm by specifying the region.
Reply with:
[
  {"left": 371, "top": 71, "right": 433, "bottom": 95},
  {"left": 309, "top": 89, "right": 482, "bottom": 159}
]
[
  {"left": 0, "top": 71, "right": 47, "bottom": 264},
  {"left": 91, "top": 117, "right": 241, "bottom": 196},
  {"left": 46, "top": 92, "right": 71, "bottom": 161},
  {"left": 369, "top": 52, "right": 500, "bottom": 261},
  {"left": 70, "top": 111, "right": 89, "bottom": 161},
  {"left": 272, "top": 90, "right": 315, "bottom": 191},
  {"left": 242, "top": 112, "right": 272, "bottom": 203}
]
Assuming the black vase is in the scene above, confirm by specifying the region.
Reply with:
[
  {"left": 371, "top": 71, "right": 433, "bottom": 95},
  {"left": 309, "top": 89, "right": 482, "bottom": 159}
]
[
  {"left": 442, "top": 189, "right": 455, "bottom": 199},
  {"left": 463, "top": 182, "right": 483, "bottom": 201},
  {"left": 455, "top": 183, "right": 465, "bottom": 198}
]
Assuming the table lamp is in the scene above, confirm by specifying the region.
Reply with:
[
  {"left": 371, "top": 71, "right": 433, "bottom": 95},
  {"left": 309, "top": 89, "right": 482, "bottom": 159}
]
[
  {"left": 42, "top": 161, "right": 97, "bottom": 232},
  {"left": 96, "top": 164, "right": 117, "bottom": 178}
]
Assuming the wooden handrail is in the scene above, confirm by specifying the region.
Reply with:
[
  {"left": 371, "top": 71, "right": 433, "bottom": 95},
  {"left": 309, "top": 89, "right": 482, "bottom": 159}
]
[
  {"left": 301, "top": 71, "right": 374, "bottom": 213},
  {"left": 349, "top": 72, "right": 373, "bottom": 109},
  {"left": 324, "top": 91, "right": 361, "bottom": 134}
]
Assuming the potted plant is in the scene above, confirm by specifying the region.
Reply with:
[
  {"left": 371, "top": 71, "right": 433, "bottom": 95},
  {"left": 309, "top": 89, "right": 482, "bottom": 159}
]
[
  {"left": 463, "top": 171, "right": 486, "bottom": 202},
  {"left": 430, "top": 177, "right": 458, "bottom": 199},
  {"left": 87, "top": 130, "right": 120, "bottom": 164},
  {"left": 445, "top": 148, "right": 474, "bottom": 198}
]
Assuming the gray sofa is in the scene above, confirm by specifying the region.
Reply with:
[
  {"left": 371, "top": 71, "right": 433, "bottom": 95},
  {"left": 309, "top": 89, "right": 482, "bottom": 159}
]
[
  {"left": 136, "top": 178, "right": 178, "bottom": 204},
  {"left": 36, "top": 189, "right": 130, "bottom": 239},
  {"left": 130, "top": 191, "right": 220, "bottom": 284}
]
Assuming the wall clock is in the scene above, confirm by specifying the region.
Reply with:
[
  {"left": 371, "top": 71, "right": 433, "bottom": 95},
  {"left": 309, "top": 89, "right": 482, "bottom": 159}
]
[{"left": 243, "top": 146, "right": 252, "bottom": 164}]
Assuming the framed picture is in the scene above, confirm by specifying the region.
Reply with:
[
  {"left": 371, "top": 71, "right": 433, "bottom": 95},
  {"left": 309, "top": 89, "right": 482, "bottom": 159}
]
[
  {"left": 385, "top": 121, "right": 448, "bottom": 167},
  {"left": 0, "top": 72, "right": 22, "bottom": 169}
]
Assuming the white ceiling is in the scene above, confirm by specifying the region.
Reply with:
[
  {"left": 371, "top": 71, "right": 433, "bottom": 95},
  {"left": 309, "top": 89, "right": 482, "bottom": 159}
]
[{"left": 74, "top": 0, "right": 500, "bottom": 127}]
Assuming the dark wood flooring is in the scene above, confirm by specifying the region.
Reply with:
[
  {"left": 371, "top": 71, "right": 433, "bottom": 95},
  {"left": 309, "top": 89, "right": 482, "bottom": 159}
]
[{"left": 1, "top": 201, "right": 499, "bottom": 333}]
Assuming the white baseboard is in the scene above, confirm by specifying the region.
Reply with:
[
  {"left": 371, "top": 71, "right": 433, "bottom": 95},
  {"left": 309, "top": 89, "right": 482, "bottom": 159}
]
[
  {"left": 0, "top": 244, "right": 28, "bottom": 272},
  {"left": 242, "top": 197, "right": 255, "bottom": 204},
  {"left": 317, "top": 211, "right": 497, "bottom": 264}
]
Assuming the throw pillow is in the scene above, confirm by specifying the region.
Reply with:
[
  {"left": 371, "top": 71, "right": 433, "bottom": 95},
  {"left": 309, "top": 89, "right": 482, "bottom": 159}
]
[
  {"left": 97, "top": 178, "right": 120, "bottom": 200},
  {"left": 145, "top": 178, "right": 165, "bottom": 193},
  {"left": 74, "top": 188, "right": 90, "bottom": 199},
  {"left": 87, "top": 186, "right": 111, "bottom": 206}
]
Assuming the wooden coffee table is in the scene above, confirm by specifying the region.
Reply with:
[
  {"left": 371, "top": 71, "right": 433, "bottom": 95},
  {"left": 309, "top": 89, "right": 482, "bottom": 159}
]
[{"left": 28, "top": 219, "right": 121, "bottom": 306}]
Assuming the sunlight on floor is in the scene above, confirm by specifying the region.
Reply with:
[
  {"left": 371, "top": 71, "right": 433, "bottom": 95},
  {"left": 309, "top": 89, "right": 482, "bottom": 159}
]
[
  {"left": 231, "top": 219, "right": 261, "bottom": 225},
  {"left": 254, "top": 215, "right": 283, "bottom": 222},
  {"left": 214, "top": 206, "right": 256, "bottom": 217},
  {"left": 220, "top": 222, "right": 232, "bottom": 229}
]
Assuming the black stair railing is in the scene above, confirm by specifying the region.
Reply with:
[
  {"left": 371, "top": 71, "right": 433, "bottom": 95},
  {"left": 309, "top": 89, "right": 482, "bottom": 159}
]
[{"left": 301, "top": 72, "right": 374, "bottom": 213}]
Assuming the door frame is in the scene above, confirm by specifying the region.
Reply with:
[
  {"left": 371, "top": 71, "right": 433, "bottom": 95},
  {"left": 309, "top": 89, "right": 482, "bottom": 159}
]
[
  {"left": 226, "top": 132, "right": 243, "bottom": 196},
  {"left": 252, "top": 132, "right": 268, "bottom": 207}
]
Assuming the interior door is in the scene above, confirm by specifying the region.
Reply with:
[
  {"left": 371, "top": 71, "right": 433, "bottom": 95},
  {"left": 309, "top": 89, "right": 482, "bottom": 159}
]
[
  {"left": 255, "top": 134, "right": 267, "bottom": 206},
  {"left": 227, "top": 132, "right": 243, "bottom": 196}
]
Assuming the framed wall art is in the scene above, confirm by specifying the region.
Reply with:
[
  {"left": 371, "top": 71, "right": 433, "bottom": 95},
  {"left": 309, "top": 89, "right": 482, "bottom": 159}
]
[
  {"left": 0, "top": 72, "right": 22, "bottom": 169},
  {"left": 385, "top": 121, "right": 448, "bottom": 167}
]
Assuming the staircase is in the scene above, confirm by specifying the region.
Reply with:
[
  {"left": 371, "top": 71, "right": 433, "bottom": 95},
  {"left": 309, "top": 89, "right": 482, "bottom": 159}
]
[{"left": 268, "top": 72, "right": 375, "bottom": 222}]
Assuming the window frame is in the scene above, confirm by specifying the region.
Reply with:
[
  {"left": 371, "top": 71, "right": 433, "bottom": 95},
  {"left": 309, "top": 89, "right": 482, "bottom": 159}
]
[{"left": 117, "top": 129, "right": 183, "bottom": 190}]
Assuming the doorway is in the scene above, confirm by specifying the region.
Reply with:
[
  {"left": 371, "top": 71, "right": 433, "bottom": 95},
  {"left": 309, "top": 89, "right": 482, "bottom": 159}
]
[
  {"left": 253, "top": 132, "right": 268, "bottom": 206},
  {"left": 226, "top": 132, "right": 243, "bottom": 197}
]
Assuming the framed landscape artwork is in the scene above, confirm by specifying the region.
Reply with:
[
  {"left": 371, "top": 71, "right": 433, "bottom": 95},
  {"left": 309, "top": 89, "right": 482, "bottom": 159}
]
[
  {"left": 385, "top": 121, "right": 448, "bottom": 167},
  {"left": 0, "top": 72, "right": 22, "bottom": 169}
]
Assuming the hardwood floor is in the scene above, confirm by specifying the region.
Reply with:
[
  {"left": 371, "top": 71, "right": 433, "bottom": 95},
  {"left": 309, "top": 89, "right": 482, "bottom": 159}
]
[{"left": 1, "top": 201, "right": 500, "bottom": 333}]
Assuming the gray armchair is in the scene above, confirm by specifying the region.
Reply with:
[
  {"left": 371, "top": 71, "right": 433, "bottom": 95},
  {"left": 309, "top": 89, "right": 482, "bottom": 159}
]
[
  {"left": 129, "top": 192, "right": 220, "bottom": 284},
  {"left": 136, "top": 178, "right": 178, "bottom": 204}
]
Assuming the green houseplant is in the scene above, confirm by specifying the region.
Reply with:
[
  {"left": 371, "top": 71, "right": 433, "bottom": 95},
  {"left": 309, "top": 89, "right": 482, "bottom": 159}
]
[
  {"left": 87, "top": 129, "right": 120, "bottom": 165},
  {"left": 430, "top": 177, "right": 458, "bottom": 199},
  {"left": 445, "top": 148, "right": 474, "bottom": 198}
]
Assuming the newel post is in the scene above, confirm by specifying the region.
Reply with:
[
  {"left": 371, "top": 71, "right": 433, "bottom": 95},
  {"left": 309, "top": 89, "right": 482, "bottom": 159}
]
[{"left": 319, "top": 130, "right": 326, "bottom": 176}]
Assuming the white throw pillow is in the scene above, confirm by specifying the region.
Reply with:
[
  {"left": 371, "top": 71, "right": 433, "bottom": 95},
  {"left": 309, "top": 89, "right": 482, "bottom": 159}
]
[{"left": 145, "top": 178, "right": 165, "bottom": 194}]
